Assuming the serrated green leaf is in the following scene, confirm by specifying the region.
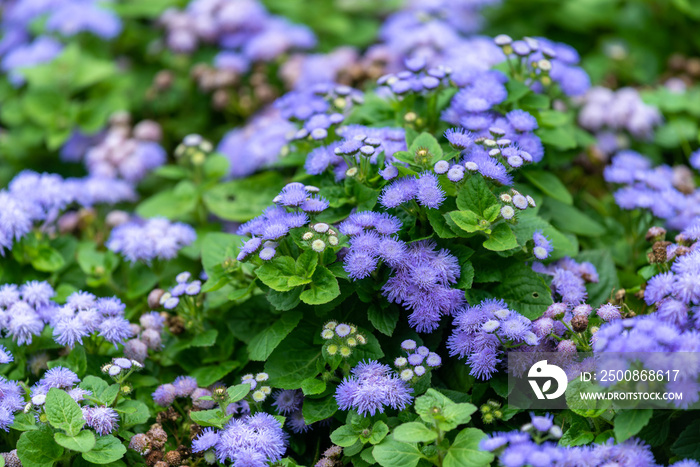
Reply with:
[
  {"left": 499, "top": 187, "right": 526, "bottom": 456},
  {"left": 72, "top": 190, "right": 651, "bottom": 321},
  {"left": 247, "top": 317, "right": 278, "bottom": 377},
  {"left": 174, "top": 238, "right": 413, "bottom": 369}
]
[
  {"left": 443, "top": 428, "right": 493, "bottom": 467},
  {"left": 494, "top": 263, "right": 553, "bottom": 319},
  {"left": 117, "top": 400, "right": 150, "bottom": 428},
  {"left": 256, "top": 257, "right": 297, "bottom": 292},
  {"left": 301, "top": 378, "right": 326, "bottom": 396},
  {"left": 54, "top": 430, "right": 96, "bottom": 453},
  {"left": 373, "top": 439, "right": 424, "bottom": 467},
  {"left": 45, "top": 388, "right": 85, "bottom": 436},
  {"left": 17, "top": 426, "right": 64, "bottom": 467},
  {"left": 331, "top": 425, "right": 359, "bottom": 447},
  {"left": 81, "top": 435, "right": 126, "bottom": 464},
  {"left": 248, "top": 311, "right": 303, "bottom": 361},
  {"left": 226, "top": 384, "right": 251, "bottom": 403},
  {"left": 522, "top": 170, "right": 573, "bottom": 205},
  {"left": 393, "top": 422, "right": 437, "bottom": 443},
  {"left": 367, "top": 304, "right": 399, "bottom": 336},
  {"left": 672, "top": 419, "right": 700, "bottom": 461},
  {"left": 448, "top": 210, "right": 482, "bottom": 233},
  {"left": 614, "top": 409, "right": 653, "bottom": 442},
  {"left": 483, "top": 223, "right": 518, "bottom": 251},
  {"left": 190, "top": 409, "right": 232, "bottom": 429},
  {"left": 300, "top": 266, "right": 340, "bottom": 305},
  {"left": 302, "top": 395, "right": 338, "bottom": 424}
]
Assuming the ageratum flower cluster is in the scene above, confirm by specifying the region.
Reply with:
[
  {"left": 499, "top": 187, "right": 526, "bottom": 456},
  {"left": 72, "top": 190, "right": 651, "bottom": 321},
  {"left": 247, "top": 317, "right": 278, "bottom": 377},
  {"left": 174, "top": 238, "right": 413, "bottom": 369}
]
[
  {"left": 190, "top": 412, "right": 288, "bottom": 467},
  {"left": 106, "top": 217, "right": 196, "bottom": 263},
  {"left": 0, "top": 170, "right": 135, "bottom": 253},
  {"left": 62, "top": 115, "right": 166, "bottom": 183},
  {"left": 448, "top": 299, "right": 538, "bottom": 379},
  {"left": 0, "top": 282, "right": 132, "bottom": 348},
  {"left": 335, "top": 360, "right": 413, "bottom": 416},
  {"left": 394, "top": 339, "right": 442, "bottom": 382},
  {"left": 478, "top": 412, "right": 689, "bottom": 467},
  {"left": 237, "top": 183, "right": 329, "bottom": 261},
  {"left": 533, "top": 257, "right": 599, "bottom": 306},
  {"left": 159, "top": 0, "right": 315, "bottom": 61},
  {"left": 604, "top": 150, "right": 700, "bottom": 230}
]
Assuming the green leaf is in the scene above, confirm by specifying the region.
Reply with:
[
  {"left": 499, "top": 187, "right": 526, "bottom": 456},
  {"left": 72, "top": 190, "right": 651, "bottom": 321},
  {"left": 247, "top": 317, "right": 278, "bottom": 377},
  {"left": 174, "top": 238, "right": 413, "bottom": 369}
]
[
  {"left": 99, "top": 385, "right": 120, "bottom": 406},
  {"left": 226, "top": 384, "right": 251, "bottom": 403},
  {"left": 537, "top": 125, "right": 577, "bottom": 150},
  {"left": 17, "top": 426, "right": 64, "bottom": 467},
  {"left": 300, "top": 266, "right": 340, "bottom": 305},
  {"left": 302, "top": 395, "right": 338, "bottom": 424},
  {"left": 427, "top": 209, "right": 458, "bottom": 238},
  {"left": 443, "top": 428, "right": 494, "bottom": 467},
  {"left": 393, "top": 422, "right": 437, "bottom": 443},
  {"left": 203, "top": 154, "right": 230, "bottom": 179},
  {"left": 136, "top": 181, "right": 199, "bottom": 220},
  {"left": 504, "top": 80, "right": 532, "bottom": 104},
  {"left": 483, "top": 223, "right": 518, "bottom": 251},
  {"left": 614, "top": 409, "right": 653, "bottom": 442},
  {"left": 414, "top": 389, "right": 476, "bottom": 431},
  {"left": 331, "top": 425, "right": 359, "bottom": 447},
  {"left": 202, "top": 172, "right": 286, "bottom": 222},
  {"left": 265, "top": 324, "right": 323, "bottom": 388},
  {"left": 256, "top": 257, "right": 297, "bottom": 292},
  {"left": 191, "top": 329, "right": 219, "bottom": 347},
  {"left": 456, "top": 175, "right": 499, "bottom": 218},
  {"left": 560, "top": 416, "right": 595, "bottom": 447},
  {"left": 191, "top": 361, "right": 240, "bottom": 387},
  {"left": 409, "top": 132, "right": 443, "bottom": 164},
  {"left": 367, "top": 304, "right": 399, "bottom": 336},
  {"left": 54, "top": 431, "right": 96, "bottom": 453},
  {"left": 373, "top": 439, "right": 424, "bottom": 467},
  {"left": 368, "top": 421, "right": 389, "bottom": 445},
  {"left": 11, "top": 412, "right": 38, "bottom": 432},
  {"left": 79, "top": 376, "right": 109, "bottom": 403},
  {"left": 31, "top": 246, "right": 65, "bottom": 272},
  {"left": 45, "top": 388, "right": 85, "bottom": 436},
  {"left": 301, "top": 378, "right": 326, "bottom": 396},
  {"left": 81, "top": 435, "right": 126, "bottom": 464},
  {"left": 522, "top": 170, "right": 573, "bottom": 205},
  {"left": 189, "top": 409, "right": 232, "bottom": 429},
  {"left": 248, "top": 311, "right": 303, "bottom": 361},
  {"left": 448, "top": 210, "right": 482, "bottom": 233},
  {"left": 672, "top": 419, "right": 700, "bottom": 461},
  {"left": 494, "top": 263, "right": 553, "bottom": 319},
  {"left": 541, "top": 198, "right": 605, "bottom": 237},
  {"left": 116, "top": 400, "right": 150, "bottom": 428}
]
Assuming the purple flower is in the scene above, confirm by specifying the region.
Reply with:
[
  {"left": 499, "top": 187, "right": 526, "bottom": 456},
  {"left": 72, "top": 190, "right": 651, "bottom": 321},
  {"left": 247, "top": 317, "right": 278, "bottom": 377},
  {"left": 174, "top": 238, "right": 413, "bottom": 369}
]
[
  {"left": 39, "top": 367, "right": 79, "bottom": 390},
  {"left": 214, "top": 413, "right": 287, "bottom": 464},
  {"left": 445, "top": 128, "right": 473, "bottom": 149},
  {"left": 272, "top": 390, "right": 303, "bottom": 415},
  {"left": 83, "top": 406, "right": 119, "bottom": 436},
  {"left": 98, "top": 317, "right": 133, "bottom": 346},
  {"left": 173, "top": 376, "right": 198, "bottom": 397},
  {"left": 380, "top": 177, "right": 418, "bottom": 208},
  {"left": 107, "top": 218, "right": 196, "bottom": 263},
  {"left": 192, "top": 427, "right": 220, "bottom": 453},
  {"left": 0, "top": 346, "right": 13, "bottom": 364},
  {"left": 506, "top": 110, "right": 538, "bottom": 132},
  {"left": 532, "top": 230, "right": 553, "bottom": 260},
  {"left": 152, "top": 383, "right": 177, "bottom": 407},
  {"left": 53, "top": 317, "right": 89, "bottom": 348},
  {"left": 20, "top": 281, "right": 55, "bottom": 308},
  {"left": 335, "top": 361, "right": 413, "bottom": 416},
  {"left": 416, "top": 173, "right": 446, "bottom": 209}
]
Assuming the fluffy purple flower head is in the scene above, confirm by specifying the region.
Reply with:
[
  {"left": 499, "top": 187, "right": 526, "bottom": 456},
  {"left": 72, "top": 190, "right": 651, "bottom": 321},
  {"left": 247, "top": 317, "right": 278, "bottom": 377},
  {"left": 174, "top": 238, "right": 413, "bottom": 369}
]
[
  {"left": 83, "top": 406, "right": 119, "bottom": 436},
  {"left": 272, "top": 390, "right": 303, "bottom": 415},
  {"left": 98, "top": 317, "right": 133, "bottom": 346},
  {"left": 506, "top": 109, "right": 538, "bottom": 132},
  {"left": 173, "top": 376, "right": 198, "bottom": 397},
  {"left": 192, "top": 427, "right": 220, "bottom": 453},
  {"left": 39, "top": 367, "right": 79, "bottom": 390},
  {"left": 335, "top": 360, "right": 413, "bottom": 416},
  {"left": 152, "top": 383, "right": 177, "bottom": 407}
]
